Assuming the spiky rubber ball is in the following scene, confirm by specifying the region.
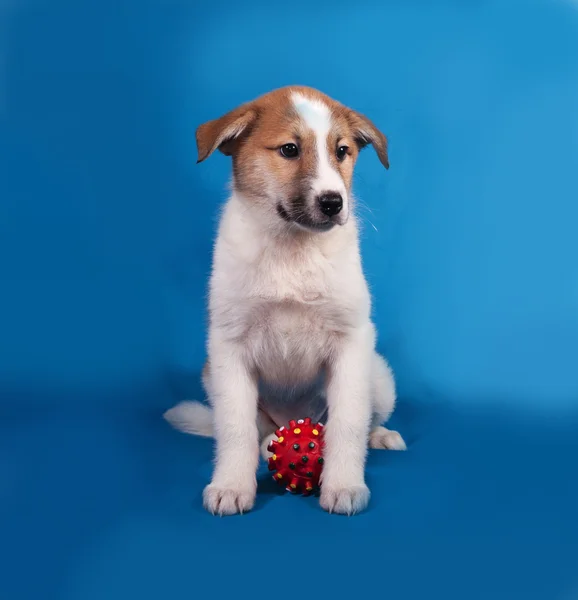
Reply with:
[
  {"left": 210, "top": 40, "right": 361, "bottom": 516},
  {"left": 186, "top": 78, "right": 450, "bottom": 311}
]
[{"left": 267, "top": 418, "right": 325, "bottom": 495}]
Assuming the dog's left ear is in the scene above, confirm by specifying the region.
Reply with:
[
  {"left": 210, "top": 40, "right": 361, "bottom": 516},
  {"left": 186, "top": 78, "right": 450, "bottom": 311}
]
[
  {"left": 196, "top": 103, "right": 258, "bottom": 163},
  {"left": 348, "top": 110, "right": 389, "bottom": 170}
]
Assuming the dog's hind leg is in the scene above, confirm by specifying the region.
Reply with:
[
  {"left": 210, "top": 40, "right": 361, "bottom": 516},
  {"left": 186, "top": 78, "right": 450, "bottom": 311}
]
[{"left": 369, "top": 353, "right": 406, "bottom": 451}]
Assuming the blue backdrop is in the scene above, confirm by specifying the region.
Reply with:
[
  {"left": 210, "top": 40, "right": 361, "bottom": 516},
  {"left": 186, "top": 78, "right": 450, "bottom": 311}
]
[{"left": 2, "top": 1, "right": 578, "bottom": 599}]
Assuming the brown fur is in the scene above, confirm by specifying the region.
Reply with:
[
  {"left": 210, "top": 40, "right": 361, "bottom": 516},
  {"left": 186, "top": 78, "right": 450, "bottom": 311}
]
[{"left": 195, "top": 86, "right": 389, "bottom": 206}]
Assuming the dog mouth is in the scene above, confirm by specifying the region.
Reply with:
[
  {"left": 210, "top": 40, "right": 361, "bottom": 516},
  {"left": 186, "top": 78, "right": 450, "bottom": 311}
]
[{"left": 276, "top": 203, "right": 337, "bottom": 232}]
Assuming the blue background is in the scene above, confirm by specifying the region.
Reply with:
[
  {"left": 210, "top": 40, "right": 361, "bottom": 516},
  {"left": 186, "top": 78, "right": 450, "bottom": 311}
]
[{"left": 2, "top": 0, "right": 578, "bottom": 598}]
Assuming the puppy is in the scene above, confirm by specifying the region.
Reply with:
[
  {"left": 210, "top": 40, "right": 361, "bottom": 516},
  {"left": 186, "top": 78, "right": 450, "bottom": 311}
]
[{"left": 165, "top": 86, "right": 406, "bottom": 516}]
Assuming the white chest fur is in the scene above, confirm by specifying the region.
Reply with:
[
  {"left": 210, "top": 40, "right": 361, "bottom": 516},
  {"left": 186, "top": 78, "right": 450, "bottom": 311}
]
[{"left": 209, "top": 194, "right": 370, "bottom": 386}]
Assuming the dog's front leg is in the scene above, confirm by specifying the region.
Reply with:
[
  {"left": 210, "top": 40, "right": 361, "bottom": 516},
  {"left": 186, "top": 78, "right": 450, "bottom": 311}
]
[
  {"left": 203, "top": 337, "right": 259, "bottom": 516},
  {"left": 320, "top": 327, "right": 373, "bottom": 515}
]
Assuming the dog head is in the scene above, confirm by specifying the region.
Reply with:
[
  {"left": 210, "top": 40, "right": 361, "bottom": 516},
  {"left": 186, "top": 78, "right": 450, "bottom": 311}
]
[{"left": 196, "top": 86, "right": 389, "bottom": 232}]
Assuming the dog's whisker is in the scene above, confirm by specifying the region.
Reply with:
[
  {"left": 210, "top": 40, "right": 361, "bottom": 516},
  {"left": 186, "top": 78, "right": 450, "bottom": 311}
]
[{"left": 353, "top": 210, "right": 379, "bottom": 234}]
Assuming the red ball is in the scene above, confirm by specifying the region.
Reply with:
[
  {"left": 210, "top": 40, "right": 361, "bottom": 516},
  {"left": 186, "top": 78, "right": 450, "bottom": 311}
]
[{"left": 267, "top": 418, "right": 325, "bottom": 495}]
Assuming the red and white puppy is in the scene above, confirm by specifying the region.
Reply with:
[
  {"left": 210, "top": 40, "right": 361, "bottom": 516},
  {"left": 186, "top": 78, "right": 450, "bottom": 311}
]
[{"left": 165, "top": 86, "right": 406, "bottom": 516}]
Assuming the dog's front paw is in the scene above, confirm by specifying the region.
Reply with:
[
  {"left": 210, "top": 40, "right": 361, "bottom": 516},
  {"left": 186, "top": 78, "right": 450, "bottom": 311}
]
[
  {"left": 203, "top": 484, "right": 256, "bottom": 516},
  {"left": 320, "top": 484, "right": 370, "bottom": 515}
]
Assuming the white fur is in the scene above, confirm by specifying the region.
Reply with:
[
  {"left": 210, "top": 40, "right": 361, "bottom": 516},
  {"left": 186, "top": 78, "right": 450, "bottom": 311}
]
[
  {"left": 165, "top": 192, "right": 405, "bottom": 516},
  {"left": 369, "top": 427, "right": 407, "bottom": 451},
  {"left": 292, "top": 93, "right": 348, "bottom": 219},
  {"left": 164, "top": 97, "right": 405, "bottom": 516},
  {"left": 163, "top": 401, "right": 213, "bottom": 437}
]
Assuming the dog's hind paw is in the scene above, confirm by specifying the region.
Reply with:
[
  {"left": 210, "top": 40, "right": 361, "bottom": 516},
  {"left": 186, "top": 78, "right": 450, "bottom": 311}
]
[{"left": 369, "top": 426, "right": 407, "bottom": 451}]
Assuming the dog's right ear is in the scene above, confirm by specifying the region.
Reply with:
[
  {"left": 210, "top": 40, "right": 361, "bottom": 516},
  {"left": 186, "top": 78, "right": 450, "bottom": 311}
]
[{"left": 196, "top": 104, "right": 258, "bottom": 163}]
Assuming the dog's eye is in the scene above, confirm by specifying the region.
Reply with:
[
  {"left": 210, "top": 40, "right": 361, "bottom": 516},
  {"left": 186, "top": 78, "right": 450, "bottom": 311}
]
[
  {"left": 280, "top": 143, "right": 299, "bottom": 159},
  {"left": 336, "top": 145, "right": 349, "bottom": 161}
]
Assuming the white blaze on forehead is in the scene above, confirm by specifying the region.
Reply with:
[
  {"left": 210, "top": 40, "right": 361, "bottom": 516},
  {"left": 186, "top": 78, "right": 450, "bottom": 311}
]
[{"left": 291, "top": 92, "right": 347, "bottom": 203}]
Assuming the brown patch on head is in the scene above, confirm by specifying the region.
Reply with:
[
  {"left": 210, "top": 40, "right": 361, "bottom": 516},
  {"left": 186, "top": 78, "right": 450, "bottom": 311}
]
[
  {"left": 232, "top": 89, "right": 319, "bottom": 204},
  {"left": 195, "top": 85, "right": 389, "bottom": 230},
  {"left": 325, "top": 103, "right": 389, "bottom": 190}
]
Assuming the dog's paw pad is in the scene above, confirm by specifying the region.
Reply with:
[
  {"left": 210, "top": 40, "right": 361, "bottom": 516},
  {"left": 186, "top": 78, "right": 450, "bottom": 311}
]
[
  {"left": 369, "top": 427, "right": 407, "bottom": 451},
  {"left": 320, "top": 484, "right": 370, "bottom": 515},
  {"left": 203, "top": 484, "right": 256, "bottom": 516}
]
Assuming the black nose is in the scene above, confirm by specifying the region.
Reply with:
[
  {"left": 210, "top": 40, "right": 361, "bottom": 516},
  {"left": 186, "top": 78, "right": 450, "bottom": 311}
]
[{"left": 317, "top": 193, "right": 343, "bottom": 217}]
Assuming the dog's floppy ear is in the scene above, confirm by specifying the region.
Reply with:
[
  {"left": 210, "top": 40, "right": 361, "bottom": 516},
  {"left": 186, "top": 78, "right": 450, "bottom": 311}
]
[
  {"left": 348, "top": 110, "right": 389, "bottom": 170},
  {"left": 196, "top": 104, "right": 258, "bottom": 163}
]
